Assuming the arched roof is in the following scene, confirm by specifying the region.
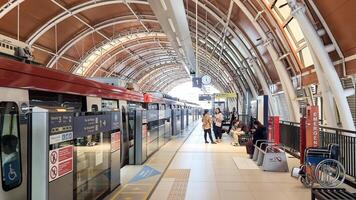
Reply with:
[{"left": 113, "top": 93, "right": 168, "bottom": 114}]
[{"left": 0, "top": 0, "right": 354, "bottom": 94}]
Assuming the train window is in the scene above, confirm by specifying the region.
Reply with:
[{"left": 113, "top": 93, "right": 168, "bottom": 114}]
[
  {"left": 0, "top": 102, "right": 22, "bottom": 191},
  {"left": 91, "top": 104, "right": 98, "bottom": 112}
]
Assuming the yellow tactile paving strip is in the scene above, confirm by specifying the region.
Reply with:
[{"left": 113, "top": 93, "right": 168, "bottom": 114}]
[
  {"left": 163, "top": 169, "right": 190, "bottom": 180},
  {"left": 167, "top": 181, "right": 189, "bottom": 200},
  {"left": 165, "top": 169, "right": 191, "bottom": 200}
]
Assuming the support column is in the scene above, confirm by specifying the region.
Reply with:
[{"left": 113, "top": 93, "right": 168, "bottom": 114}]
[
  {"left": 234, "top": 0, "right": 300, "bottom": 122},
  {"left": 309, "top": 47, "right": 337, "bottom": 127},
  {"left": 288, "top": 0, "right": 355, "bottom": 130}
]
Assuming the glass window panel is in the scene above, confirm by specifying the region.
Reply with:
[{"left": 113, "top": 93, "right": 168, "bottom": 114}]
[
  {"left": 274, "top": 0, "right": 291, "bottom": 21},
  {"left": 283, "top": 27, "right": 297, "bottom": 49},
  {"left": 287, "top": 18, "right": 304, "bottom": 43},
  {"left": 74, "top": 132, "right": 110, "bottom": 200},
  {"left": 301, "top": 46, "right": 314, "bottom": 67},
  {"left": 0, "top": 102, "right": 22, "bottom": 191}
]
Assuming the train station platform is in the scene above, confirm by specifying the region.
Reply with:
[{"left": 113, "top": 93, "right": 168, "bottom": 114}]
[
  {"left": 104, "top": 122, "right": 356, "bottom": 200},
  {"left": 104, "top": 121, "right": 200, "bottom": 200}
]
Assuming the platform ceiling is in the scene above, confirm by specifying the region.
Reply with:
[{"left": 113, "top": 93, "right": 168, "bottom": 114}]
[{"left": 0, "top": 0, "right": 354, "bottom": 94}]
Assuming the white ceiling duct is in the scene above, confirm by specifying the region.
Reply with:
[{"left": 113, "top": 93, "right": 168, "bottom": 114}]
[{"left": 148, "top": 0, "right": 196, "bottom": 77}]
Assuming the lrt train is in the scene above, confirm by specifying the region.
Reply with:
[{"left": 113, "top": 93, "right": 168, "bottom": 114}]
[{"left": 0, "top": 58, "right": 201, "bottom": 200}]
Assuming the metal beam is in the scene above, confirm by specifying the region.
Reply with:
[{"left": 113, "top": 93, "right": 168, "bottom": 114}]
[
  {"left": 45, "top": 17, "right": 159, "bottom": 68},
  {"left": 26, "top": 0, "right": 149, "bottom": 45}
]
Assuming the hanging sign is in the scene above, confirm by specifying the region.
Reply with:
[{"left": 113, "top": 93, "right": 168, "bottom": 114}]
[
  {"left": 192, "top": 77, "right": 202, "bottom": 88},
  {"left": 215, "top": 93, "right": 237, "bottom": 98},
  {"left": 199, "top": 94, "right": 212, "bottom": 101},
  {"left": 49, "top": 145, "right": 73, "bottom": 182}
]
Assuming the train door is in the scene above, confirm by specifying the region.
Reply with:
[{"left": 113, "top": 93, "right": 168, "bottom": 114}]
[
  {"left": 118, "top": 100, "right": 129, "bottom": 167},
  {"left": 86, "top": 96, "right": 102, "bottom": 112},
  {"left": 127, "top": 102, "right": 141, "bottom": 165},
  {"left": 0, "top": 87, "right": 29, "bottom": 200}
]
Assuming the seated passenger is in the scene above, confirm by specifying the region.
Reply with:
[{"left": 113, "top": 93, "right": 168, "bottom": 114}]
[
  {"left": 230, "top": 120, "right": 245, "bottom": 146},
  {"left": 252, "top": 120, "right": 267, "bottom": 148},
  {"left": 1, "top": 134, "right": 19, "bottom": 164}
]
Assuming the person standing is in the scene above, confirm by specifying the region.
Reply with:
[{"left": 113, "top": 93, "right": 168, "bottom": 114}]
[
  {"left": 227, "top": 107, "right": 237, "bottom": 133},
  {"left": 202, "top": 110, "right": 216, "bottom": 144},
  {"left": 213, "top": 108, "right": 224, "bottom": 143}
]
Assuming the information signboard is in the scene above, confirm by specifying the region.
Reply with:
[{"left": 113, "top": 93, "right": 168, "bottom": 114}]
[
  {"left": 49, "top": 145, "right": 73, "bottom": 182},
  {"left": 48, "top": 112, "right": 74, "bottom": 144},
  {"left": 306, "top": 106, "right": 319, "bottom": 148},
  {"left": 192, "top": 77, "right": 202, "bottom": 88},
  {"left": 215, "top": 93, "right": 237, "bottom": 98},
  {"left": 73, "top": 114, "right": 111, "bottom": 138},
  {"left": 199, "top": 94, "right": 212, "bottom": 101}
]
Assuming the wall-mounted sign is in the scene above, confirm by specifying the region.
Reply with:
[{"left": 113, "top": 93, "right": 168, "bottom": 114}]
[
  {"left": 73, "top": 114, "right": 111, "bottom": 138},
  {"left": 49, "top": 145, "right": 73, "bottom": 182},
  {"left": 48, "top": 112, "right": 74, "bottom": 144},
  {"left": 215, "top": 93, "right": 237, "bottom": 98},
  {"left": 199, "top": 94, "right": 212, "bottom": 101},
  {"left": 192, "top": 77, "right": 202, "bottom": 88},
  {"left": 306, "top": 106, "right": 319, "bottom": 147},
  {"left": 111, "top": 132, "right": 121, "bottom": 152}
]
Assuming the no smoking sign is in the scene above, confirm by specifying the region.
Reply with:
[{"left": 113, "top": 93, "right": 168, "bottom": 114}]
[{"left": 48, "top": 145, "right": 73, "bottom": 182}]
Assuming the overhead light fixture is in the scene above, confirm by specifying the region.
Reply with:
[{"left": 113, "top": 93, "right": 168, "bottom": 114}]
[
  {"left": 168, "top": 18, "right": 176, "bottom": 33},
  {"left": 160, "top": 0, "right": 167, "bottom": 10}
]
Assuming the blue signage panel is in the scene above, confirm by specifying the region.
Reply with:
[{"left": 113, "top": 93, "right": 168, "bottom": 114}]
[
  {"left": 3, "top": 160, "right": 21, "bottom": 186},
  {"left": 73, "top": 114, "right": 111, "bottom": 138},
  {"left": 192, "top": 77, "right": 202, "bottom": 88},
  {"left": 48, "top": 112, "right": 74, "bottom": 135},
  {"left": 128, "top": 165, "right": 161, "bottom": 183},
  {"left": 199, "top": 94, "right": 212, "bottom": 101}
]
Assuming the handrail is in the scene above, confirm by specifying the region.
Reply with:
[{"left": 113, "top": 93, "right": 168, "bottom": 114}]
[
  {"left": 280, "top": 120, "right": 356, "bottom": 135},
  {"left": 319, "top": 125, "right": 356, "bottom": 135},
  {"left": 280, "top": 120, "right": 300, "bottom": 125}
]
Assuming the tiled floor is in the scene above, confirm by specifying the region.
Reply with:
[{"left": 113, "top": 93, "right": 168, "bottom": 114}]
[
  {"left": 150, "top": 125, "right": 312, "bottom": 200},
  {"left": 105, "top": 122, "right": 199, "bottom": 200},
  {"left": 108, "top": 123, "right": 355, "bottom": 200}
]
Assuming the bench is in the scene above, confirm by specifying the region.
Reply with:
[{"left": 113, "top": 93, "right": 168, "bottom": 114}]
[
  {"left": 252, "top": 140, "right": 289, "bottom": 172},
  {"left": 311, "top": 188, "right": 355, "bottom": 200},
  {"left": 252, "top": 140, "right": 274, "bottom": 162}
]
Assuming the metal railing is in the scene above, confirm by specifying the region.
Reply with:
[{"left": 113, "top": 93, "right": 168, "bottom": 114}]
[{"left": 279, "top": 120, "right": 356, "bottom": 181}]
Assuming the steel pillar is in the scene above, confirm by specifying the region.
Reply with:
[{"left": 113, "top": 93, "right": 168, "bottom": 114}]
[{"left": 288, "top": 0, "right": 355, "bottom": 130}]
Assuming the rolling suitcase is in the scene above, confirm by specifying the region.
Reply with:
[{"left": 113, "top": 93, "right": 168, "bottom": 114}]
[{"left": 246, "top": 139, "right": 254, "bottom": 155}]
